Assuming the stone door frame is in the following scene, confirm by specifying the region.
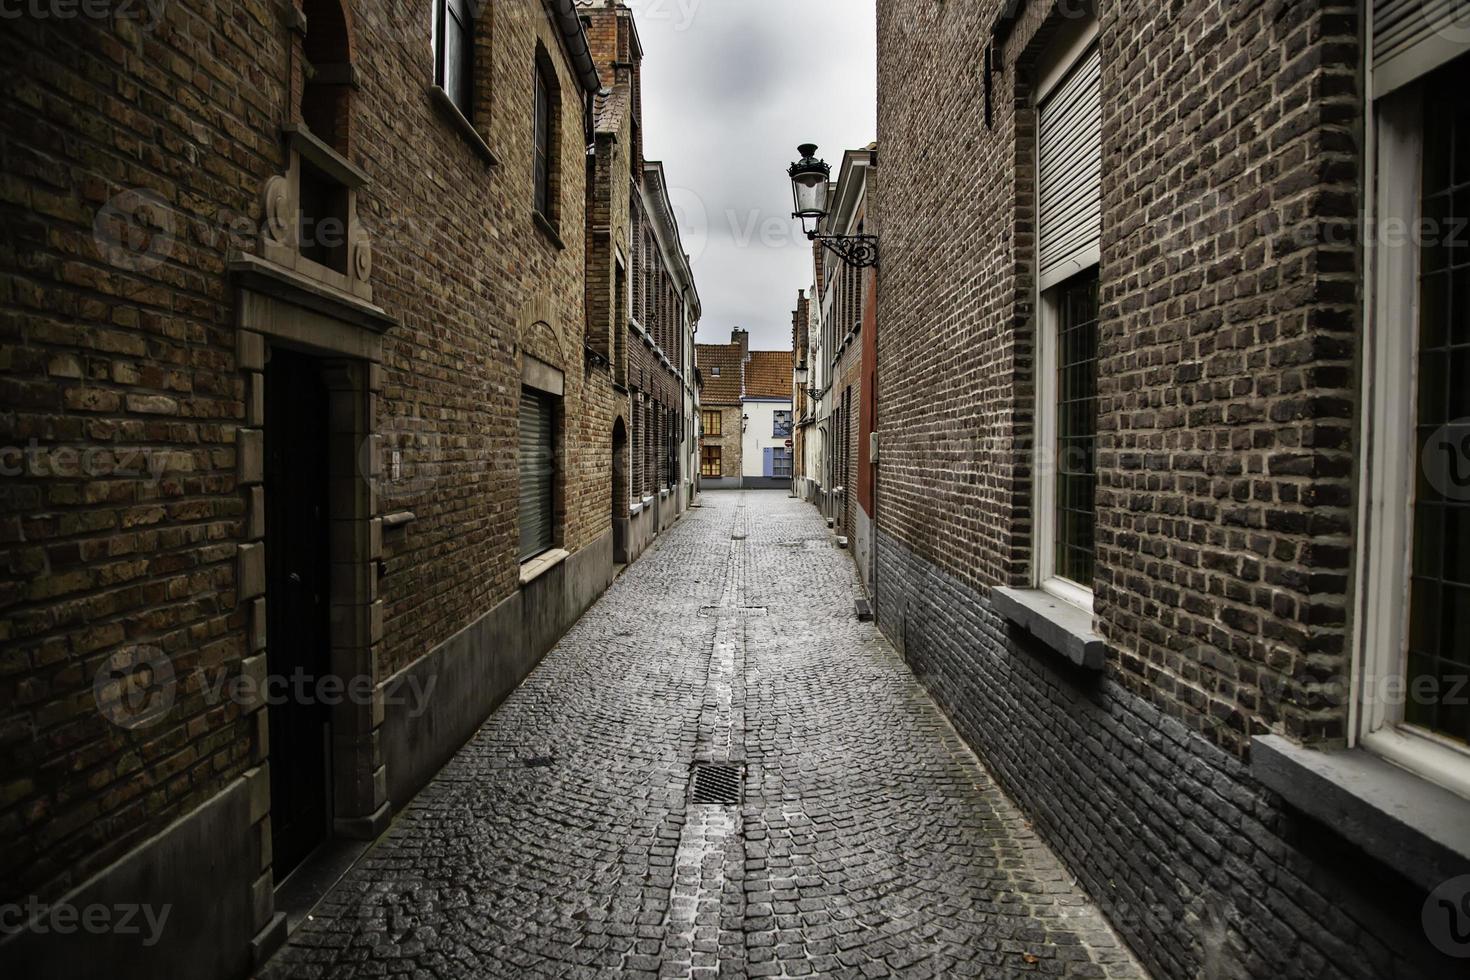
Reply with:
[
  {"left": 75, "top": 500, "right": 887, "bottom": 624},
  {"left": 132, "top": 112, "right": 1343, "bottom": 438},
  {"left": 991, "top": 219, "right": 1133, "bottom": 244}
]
[{"left": 233, "top": 255, "right": 395, "bottom": 899}]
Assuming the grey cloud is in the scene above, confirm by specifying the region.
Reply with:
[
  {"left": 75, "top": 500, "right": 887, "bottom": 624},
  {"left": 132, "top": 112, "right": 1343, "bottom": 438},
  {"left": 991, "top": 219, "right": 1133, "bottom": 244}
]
[{"left": 633, "top": 0, "right": 876, "bottom": 352}]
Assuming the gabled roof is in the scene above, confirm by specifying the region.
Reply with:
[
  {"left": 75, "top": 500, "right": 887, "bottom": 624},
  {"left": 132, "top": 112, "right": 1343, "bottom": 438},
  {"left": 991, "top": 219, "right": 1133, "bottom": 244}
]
[
  {"left": 744, "top": 350, "right": 792, "bottom": 400},
  {"left": 695, "top": 343, "right": 743, "bottom": 405},
  {"left": 694, "top": 344, "right": 792, "bottom": 405}
]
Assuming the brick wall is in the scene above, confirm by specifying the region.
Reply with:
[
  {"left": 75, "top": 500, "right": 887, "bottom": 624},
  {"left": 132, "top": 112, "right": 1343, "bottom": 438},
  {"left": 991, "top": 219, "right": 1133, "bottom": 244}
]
[
  {"left": 0, "top": 0, "right": 614, "bottom": 911},
  {"left": 872, "top": 0, "right": 1447, "bottom": 976}
]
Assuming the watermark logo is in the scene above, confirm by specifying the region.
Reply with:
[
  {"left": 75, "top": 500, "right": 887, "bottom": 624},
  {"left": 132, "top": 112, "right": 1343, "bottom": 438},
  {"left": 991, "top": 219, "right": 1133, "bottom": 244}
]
[
  {"left": 0, "top": 897, "right": 171, "bottom": 948},
  {"left": 93, "top": 646, "right": 439, "bottom": 729},
  {"left": 1423, "top": 875, "right": 1470, "bottom": 958},
  {"left": 93, "top": 188, "right": 174, "bottom": 272},
  {"left": 627, "top": 0, "right": 702, "bottom": 32},
  {"left": 1423, "top": 419, "right": 1470, "bottom": 502},
  {"left": 667, "top": 185, "right": 710, "bottom": 264},
  {"left": 0, "top": 0, "right": 166, "bottom": 30},
  {"left": 92, "top": 645, "right": 176, "bottom": 730}
]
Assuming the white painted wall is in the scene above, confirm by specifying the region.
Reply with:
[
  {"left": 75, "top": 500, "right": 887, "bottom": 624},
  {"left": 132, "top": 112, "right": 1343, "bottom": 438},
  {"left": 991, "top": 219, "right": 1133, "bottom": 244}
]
[{"left": 741, "top": 399, "right": 794, "bottom": 479}]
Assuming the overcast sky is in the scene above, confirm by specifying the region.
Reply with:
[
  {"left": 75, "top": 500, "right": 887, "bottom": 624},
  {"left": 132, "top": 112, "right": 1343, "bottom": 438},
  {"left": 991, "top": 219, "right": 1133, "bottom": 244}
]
[{"left": 630, "top": 0, "right": 877, "bottom": 353}]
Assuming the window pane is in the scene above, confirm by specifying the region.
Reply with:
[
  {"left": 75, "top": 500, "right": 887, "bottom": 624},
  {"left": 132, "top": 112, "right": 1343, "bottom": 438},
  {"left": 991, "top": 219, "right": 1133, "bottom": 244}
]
[
  {"left": 534, "top": 69, "right": 551, "bottom": 216},
  {"left": 1054, "top": 268, "right": 1099, "bottom": 588},
  {"left": 445, "top": 11, "right": 470, "bottom": 116},
  {"left": 1407, "top": 57, "right": 1470, "bottom": 747}
]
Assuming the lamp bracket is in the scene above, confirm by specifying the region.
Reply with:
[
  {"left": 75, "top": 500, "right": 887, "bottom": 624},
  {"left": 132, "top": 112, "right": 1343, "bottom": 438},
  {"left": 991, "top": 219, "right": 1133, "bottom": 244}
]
[{"left": 808, "top": 232, "right": 879, "bottom": 269}]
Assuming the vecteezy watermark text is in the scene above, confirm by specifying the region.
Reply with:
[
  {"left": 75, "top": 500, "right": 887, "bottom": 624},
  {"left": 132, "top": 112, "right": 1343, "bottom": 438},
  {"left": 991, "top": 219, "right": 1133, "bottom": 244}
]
[
  {"left": 0, "top": 897, "right": 171, "bottom": 947},
  {"left": 93, "top": 645, "right": 440, "bottom": 730},
  {"left": 0, "top": 0, "right": 165, "bottom": 27}
]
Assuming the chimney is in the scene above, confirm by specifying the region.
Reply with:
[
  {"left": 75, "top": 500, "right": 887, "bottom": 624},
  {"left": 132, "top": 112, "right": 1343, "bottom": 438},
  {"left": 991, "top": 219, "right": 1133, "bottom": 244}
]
[
  {"left": 732, "top": 327, "right": 749, "bottom": 362},
  {"left": 582, "top": 4, "right": 642, "bottom": 94}
]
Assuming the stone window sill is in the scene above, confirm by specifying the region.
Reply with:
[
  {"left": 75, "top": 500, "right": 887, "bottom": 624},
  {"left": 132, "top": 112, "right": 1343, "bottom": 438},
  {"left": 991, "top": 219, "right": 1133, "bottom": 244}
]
[
  {"left": 428, "top": 86, "right": 498, "bottom": 166},
  {"left": 991, "top": 586, "right": 1104, "bottom": 669},
  {"left": 518, "top": 548, "right": 569, "bottom": 587},
  {"left": 532, "top": 210, "right": 566, "bottom": 250},
  {"left": 1251, "top": 735, "right": 1470, "bottom": 893}
]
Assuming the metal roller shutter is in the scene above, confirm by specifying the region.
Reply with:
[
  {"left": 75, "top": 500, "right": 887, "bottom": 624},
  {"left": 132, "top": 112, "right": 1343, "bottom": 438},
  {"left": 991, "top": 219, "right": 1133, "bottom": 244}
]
[
  {"left": 1374, "top": 0, "right": 1470, "bottom": 96},
  {"left": 519, "top": 388, "right": 556, "bottom": 560},
  {"left": 1038, "top": 43, "right": 1102, "bottom": 292}
]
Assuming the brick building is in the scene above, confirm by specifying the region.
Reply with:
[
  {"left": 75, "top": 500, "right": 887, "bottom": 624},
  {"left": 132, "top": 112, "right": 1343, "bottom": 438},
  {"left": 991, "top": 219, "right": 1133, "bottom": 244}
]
[
  {"left": 791, "top": 289, "right": 812, "bottom": 495},
  {"left": 696, "top": 329, "right": 793, "bottom": 490},
  {"left": 874, "top": 1, "right": 1468, "bottom": 978},
  {"left": 801, "top": 145, "right": 878, "bottom": 593},
  {"left": 0, "top": 1, "right": 657, "bottom": 976},
  {"left": 695, "top": 330, "right": 747, "bottom": 489},
  {"left": 581, "top": 0, "right": 701, "bottom": 565}
]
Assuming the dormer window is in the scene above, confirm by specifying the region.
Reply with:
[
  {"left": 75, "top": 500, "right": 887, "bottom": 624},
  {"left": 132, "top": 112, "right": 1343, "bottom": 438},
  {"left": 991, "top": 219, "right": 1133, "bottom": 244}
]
[{"left": 711, "top": 367, "right": 721, "bottom": 378}]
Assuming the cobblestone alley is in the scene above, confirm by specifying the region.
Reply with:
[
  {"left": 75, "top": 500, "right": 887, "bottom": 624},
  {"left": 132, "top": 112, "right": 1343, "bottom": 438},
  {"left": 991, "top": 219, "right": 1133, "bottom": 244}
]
[{"left": 259, "top": 491, "right": 1143, "bottom": 979}]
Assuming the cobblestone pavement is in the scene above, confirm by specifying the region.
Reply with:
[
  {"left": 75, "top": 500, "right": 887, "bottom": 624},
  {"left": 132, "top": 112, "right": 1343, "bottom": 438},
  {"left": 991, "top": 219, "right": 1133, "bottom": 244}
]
[{"left": 260, "top": 491, "right": 1146, "bottom": 979}]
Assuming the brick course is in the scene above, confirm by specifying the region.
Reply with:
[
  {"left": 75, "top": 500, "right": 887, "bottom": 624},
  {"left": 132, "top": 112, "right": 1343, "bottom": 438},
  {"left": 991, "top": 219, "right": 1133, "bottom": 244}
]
[
  {"left": 0, "top": 0, "right": 616, "bottom": 940},
  {"left": 873, "top": 0, "right": 1451, "bottom": 976}
]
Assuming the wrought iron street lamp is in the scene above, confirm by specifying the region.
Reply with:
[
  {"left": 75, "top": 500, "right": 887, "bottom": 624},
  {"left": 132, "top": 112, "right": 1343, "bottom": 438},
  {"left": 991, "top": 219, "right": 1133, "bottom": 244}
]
[{"left": 787, "top": 143, "right": 878, "bottom": 268}]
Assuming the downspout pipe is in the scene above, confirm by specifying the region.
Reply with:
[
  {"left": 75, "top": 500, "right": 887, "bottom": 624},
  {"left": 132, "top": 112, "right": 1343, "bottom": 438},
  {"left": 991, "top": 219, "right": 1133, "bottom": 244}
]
[
  {"left": 546, "top": 0, "right": 602, "bottom": 145},
  {"left": 548, "top": 0, "right": 602, "bottom": 95}
]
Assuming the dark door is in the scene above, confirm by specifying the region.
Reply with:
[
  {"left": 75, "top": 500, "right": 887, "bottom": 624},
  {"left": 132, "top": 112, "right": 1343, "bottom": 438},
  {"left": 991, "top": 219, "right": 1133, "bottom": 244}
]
[{"left": 264, "top": 347, "right": 332, "bottom": 880}]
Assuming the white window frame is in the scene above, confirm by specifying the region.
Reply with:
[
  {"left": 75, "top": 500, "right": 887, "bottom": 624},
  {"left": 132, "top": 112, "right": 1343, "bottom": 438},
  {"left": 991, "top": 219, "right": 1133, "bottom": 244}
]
[
  {"left": 1032, "top": 13, "right": 1100, "bottom": 612},
  {"left": 1352, "top": 34, "right": 1470, "bottom": 799}
]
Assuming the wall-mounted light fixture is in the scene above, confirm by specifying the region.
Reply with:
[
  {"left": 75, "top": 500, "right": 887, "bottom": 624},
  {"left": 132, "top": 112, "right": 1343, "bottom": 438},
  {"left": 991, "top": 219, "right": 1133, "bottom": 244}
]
[{"left": 787, "top": 144, "right": 879, "bottom": 268}]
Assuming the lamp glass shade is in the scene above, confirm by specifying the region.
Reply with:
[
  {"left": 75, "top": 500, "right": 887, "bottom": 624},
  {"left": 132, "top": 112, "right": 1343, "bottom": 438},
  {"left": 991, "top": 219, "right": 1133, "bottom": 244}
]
[{"left": 788, "top": 144, "right": 831, "bottom": 220}]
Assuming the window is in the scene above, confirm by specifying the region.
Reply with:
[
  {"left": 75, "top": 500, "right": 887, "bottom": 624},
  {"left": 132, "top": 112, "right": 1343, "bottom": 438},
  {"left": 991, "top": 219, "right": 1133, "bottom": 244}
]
[
  {"left": 1032, "top": 13, "right": 1101, "bottom": 609},
  {"left": 518, "top": 387, "right": 557, "bottom": 560},
  {"left": 701, "top": 445, "right": 721, "bottom": 478},
  {"left": 1047, "top": 271, "right": 1099, "bottom": 588},
  {"left": 773, "top": 410, "right": 793, "bottom": 438},
  {"left": 1358, "top": 50, "right": 1470, "bottom": 796},
  {"left": 433, "top": 0, "right": 474, "bottom": 118},
  {"left": 711, "top": 366, "right": 721, "bottom": 378},
  {"left": 533, "top": 57, "right": 557, "bottom": 220},
  {"left": 773, "top": 448, "right": 793, "bottom": 480},
  {"left": 702, "top": 410, "right": 722, "bottom": 437},
  {"left": 301, "top": 0, "right": 352, "bottom": 153}
]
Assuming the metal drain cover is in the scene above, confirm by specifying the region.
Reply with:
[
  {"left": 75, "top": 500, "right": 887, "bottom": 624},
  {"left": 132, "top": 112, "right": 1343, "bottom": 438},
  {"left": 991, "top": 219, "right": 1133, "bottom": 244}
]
[
  {"left": 690, "top": 763, "right": 743, "bottom": 805},
  {"left": 698, "top": 605, "right": 768, "bottom": 618}
]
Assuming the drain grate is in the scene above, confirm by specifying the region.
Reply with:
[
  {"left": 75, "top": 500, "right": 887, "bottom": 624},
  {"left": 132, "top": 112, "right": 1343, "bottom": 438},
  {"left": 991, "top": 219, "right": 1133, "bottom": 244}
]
[
  {"left": 690, "top": 763, "right": 743, "bottom": 805},
  {"left": 698, "top": 605, "right": 768, "bottom": 618}
]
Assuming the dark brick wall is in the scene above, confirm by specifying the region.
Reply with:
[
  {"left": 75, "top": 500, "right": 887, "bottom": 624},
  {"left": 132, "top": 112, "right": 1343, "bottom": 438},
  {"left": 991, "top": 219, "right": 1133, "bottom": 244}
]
[
  {"left": 870, "top": 0, "right": 1437, "bottom": 976},
  {"left": 877, "top": 530, "right": 1459, "bottom": 980},
  {"left": 0, "top": 0, "right": 616, "bottom": 907}
]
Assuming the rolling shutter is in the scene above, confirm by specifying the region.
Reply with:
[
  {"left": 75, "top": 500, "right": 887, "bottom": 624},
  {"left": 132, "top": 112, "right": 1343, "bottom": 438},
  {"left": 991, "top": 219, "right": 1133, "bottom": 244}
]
[
  {"left": 1038, "top": 43, "right": 1102, "bottom": 292},
  {"left": 1374, "top": 0, "right": 1470, "bottom": 96},
  {"left": 519, "top": 388, "right": 556, "bottom": 560}
]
